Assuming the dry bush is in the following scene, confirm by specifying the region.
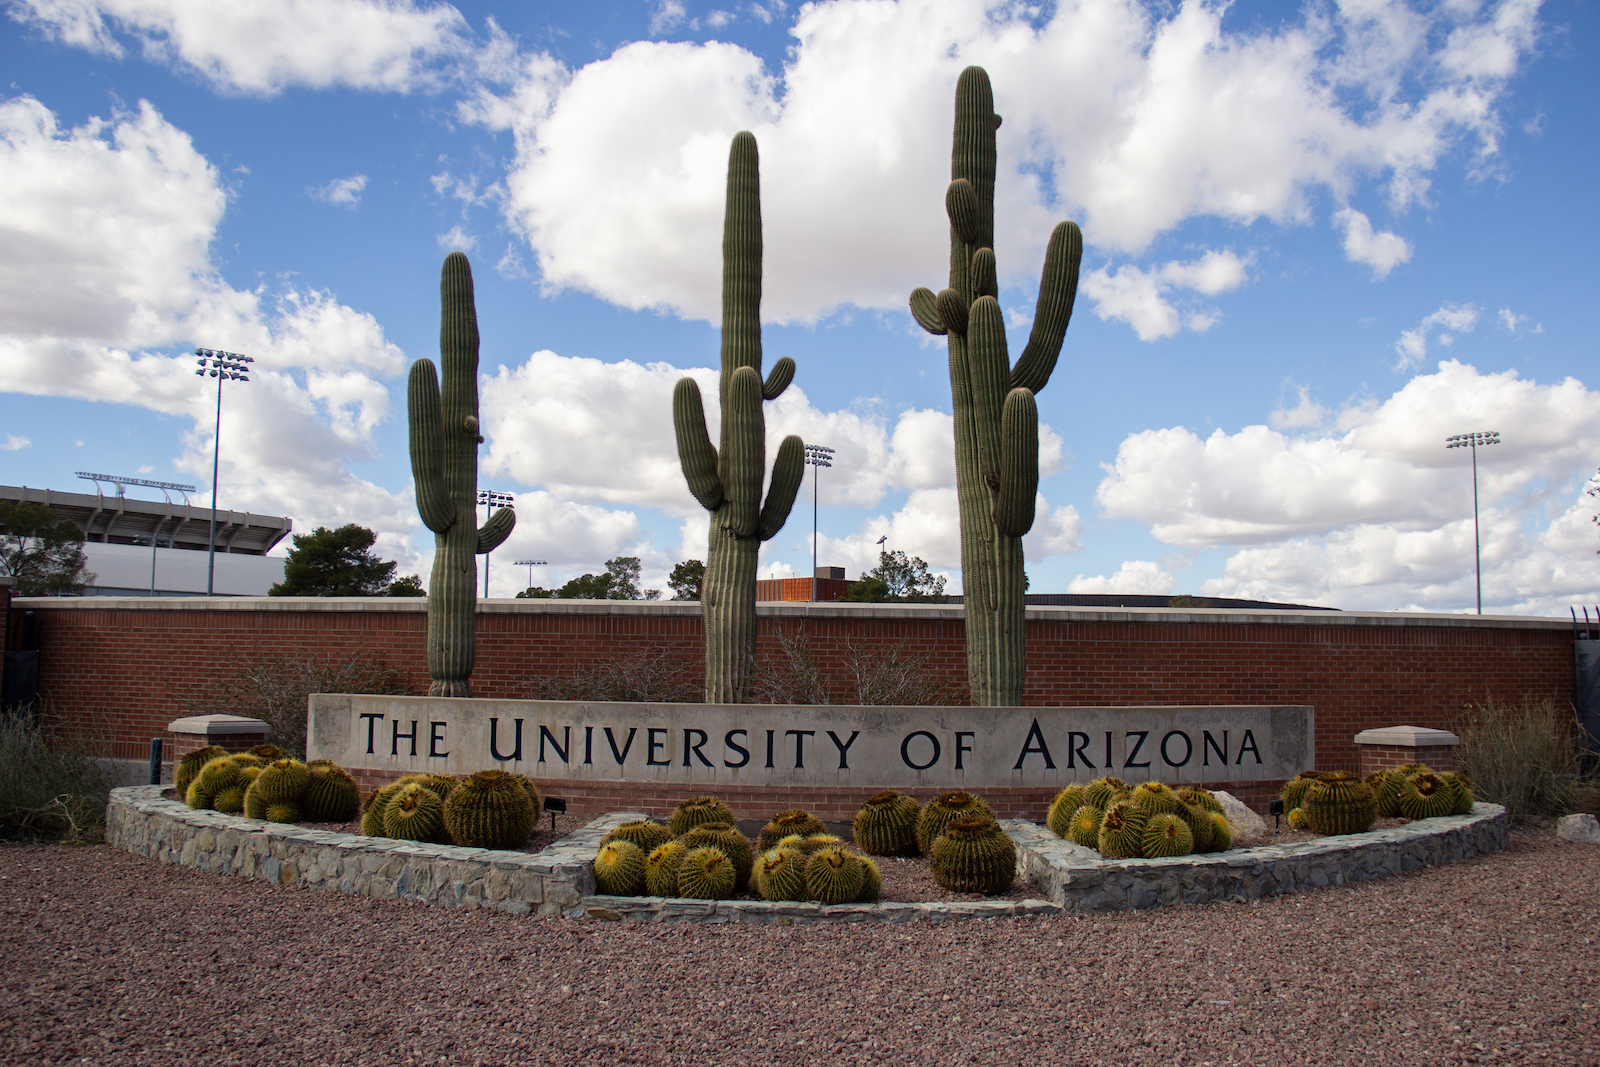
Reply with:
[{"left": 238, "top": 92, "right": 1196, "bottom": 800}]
[
  {"left": 180, "top": 648, "right": 411, "bottom": 758},
  {"left": 524, "top": 650, "right": 699, "bottom": 704},
  {"left": 755, "top": 630, "right": 956, "bottom": 706},
  {"left": 0, "top": 708, "right": 111, "bottom": 842},
  {"left": 1450, "top": 696, "right": 1582, "bottom": 821}
]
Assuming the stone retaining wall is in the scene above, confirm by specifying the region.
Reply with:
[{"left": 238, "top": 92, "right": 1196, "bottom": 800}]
[
  {"left": 1011, "top": 804, "right": 1508, "bottom": 911},
  {"left": 106, "top": 785, "right": 596, "bottom": 917},
  {"left": 107, "top": 786, "right": 1508, "bottom": 923}
]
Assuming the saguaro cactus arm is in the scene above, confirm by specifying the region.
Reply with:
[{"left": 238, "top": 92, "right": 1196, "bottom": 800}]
[
  {"left": 1010, "top": 221, "right": 1083, "bottom": 395},
  {"left": 407, "top": 359, "right": 455, "bottom": 534},
  {"left": 673, "top": 379, "right": 723, "bottom": 510},
  {"left": 995, "top": 389, "right": 1038, "bottom": 537},
  {"left": 758, "top": 435, "right": 805, "bottom": 541},
  {"left": 476, "top": 509, "right": 515, "bottom": 554},
  {"left": 763, "top": 356, "right": 796, "bottom": 400}
]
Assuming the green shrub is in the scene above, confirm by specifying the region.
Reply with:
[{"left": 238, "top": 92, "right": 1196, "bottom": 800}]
[
  {"left": 0, "top": 714, "right": 111, "bottom": 842},
  {"left": 1451, "top": 697, "right": 1581, "bottom": 821}
]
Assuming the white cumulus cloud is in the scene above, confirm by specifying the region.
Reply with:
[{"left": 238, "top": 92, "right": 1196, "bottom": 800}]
[
  {"left": 1334, "top": 208, "right": 1412, "bottom": 279},
  {"left": 1093, "top": 359, "right": 1600, "bottom": 613},
  {"left": 1395, "top": 302, "right": 1480, "bottom": 370},
  {"left": 462, "top": 0, "right": 1540, "bottom": 324},
  {"left": 1068, "top": 560, "right": 1177, "bottom": 595},
  {"left": 8, "top": 0, "right": 479, "bottom": 95},
  {"left": 2, "top": 434, "right": 30, "bottom": 451},
  {"left": 309, "top": 174, "right": 368, "bottom": 207},
  {"left": 1081, "top": 249, "right": 1249, "bottom": 341},
  {"left": 0, "top": 95, "right": 417, "bottom": 566}
]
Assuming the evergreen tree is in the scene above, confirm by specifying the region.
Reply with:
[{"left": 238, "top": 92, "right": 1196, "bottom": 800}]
[
  {"left": 842, "top": 550, "right": 946, "bottom": 603},
  {"left": 0, "top": 501, "right": 94, "bottom": 595},
  {"left": 269, "top": 524, "right": 398, "bottom": 596},
  {"left": 668, "top": 559, "right": 705, "bottom": 601}
]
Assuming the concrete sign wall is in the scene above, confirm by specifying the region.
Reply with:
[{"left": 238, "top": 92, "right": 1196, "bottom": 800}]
[{"left": 310, "top": 696, "right": 1313, "bottom": 788}]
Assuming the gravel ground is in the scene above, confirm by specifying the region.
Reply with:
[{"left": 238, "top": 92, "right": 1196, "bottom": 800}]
[{"left": 3, "top": 830, "right": 1597, "bottom": 1066}]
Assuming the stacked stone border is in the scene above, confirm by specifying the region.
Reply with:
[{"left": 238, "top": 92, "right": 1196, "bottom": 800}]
[{"left": 108, "top": 786, "right": 1508, "bottom": 923}]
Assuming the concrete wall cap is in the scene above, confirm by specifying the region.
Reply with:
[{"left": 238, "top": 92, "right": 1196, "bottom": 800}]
[
  {"left": 167, "top": 714, "right": 271, "bottom": 736},
  {"left": 1352, "top": 724, "right": 1460, "bottom": 747}
]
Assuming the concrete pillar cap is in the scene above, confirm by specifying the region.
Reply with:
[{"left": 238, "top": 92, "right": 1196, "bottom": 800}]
[
  {"left": 166, "top": 713, "right": 271, "bottom": 736},
  {"left": 1352, "top": 724, "right": 1460, "bottom": 747}
]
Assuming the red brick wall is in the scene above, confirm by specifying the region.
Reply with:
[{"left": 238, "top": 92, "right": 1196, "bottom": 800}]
[{"left": 14, "top": 598, "right": 1573, "bottom": 819}]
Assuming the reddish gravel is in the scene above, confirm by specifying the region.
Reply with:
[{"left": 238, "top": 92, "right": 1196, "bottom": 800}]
[{"left": 4, "top": 832, "right": 1598, "bottom": 1067}]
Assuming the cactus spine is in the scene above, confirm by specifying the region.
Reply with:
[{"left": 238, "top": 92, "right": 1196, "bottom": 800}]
[
  {"left": 593, "top": 840, "right": 647, "bottom": 896},
  {"left": 408, "top": 252, "right": 516, "bottom": 697},
  {"left": 646, "top": 841, "right": 688, "bottom": 897},
  {"left": 673, "top": 132, "right": 805, "bottom": 703},
  {"left": 915, "top": 791, "right": 994, "bottom": 854},
  {"left": 758, "top": 809, "right": 826, "bottom": 852},
  {"left": 909, "top": 67, "right": 1082, "bottom": 705},
  {"left": 853, "top": 790, "right": 922, "bottom": 856},
  {"left": 602, "top": 820, "right": 674, "bottom": 856}
]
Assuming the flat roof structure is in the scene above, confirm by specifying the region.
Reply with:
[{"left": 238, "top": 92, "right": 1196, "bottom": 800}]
[{"left": 2, "top": 483, "right": 290, "bottom": 557}]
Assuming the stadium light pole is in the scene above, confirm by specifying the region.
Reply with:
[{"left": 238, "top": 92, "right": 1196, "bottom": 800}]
[
  {"left": 804, "top": 444, "right": 834, "bottom": 601},
  {"left": 194, "top": 349, "right": 252, "bottom": 596},
  {"left": 1445, "top": 430, "right": 1501, "bottom": 615},
  {"left": 514, "top": 558, "right": 547, "bottom": 593},
  {"left": 477, "top": 489, "right": 514, "bottom": 597}
]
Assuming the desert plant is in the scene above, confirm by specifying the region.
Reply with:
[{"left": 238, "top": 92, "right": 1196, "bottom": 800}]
[
  {"left": 679, "top": 822, "right": 754, "bottom": 890},
  {"left": 1141, "top": 813, "right": 1194, "bottom": 858},
  {"left": 669, "top": 795, "right": 735, "bottom": 836},
  {"left": 1082, "top": 777, "right": 1127, "bottom": 811},
  {"left": 805, "top": 844, "right": 866, "bottom": 904},
  {"left": 754, "top": 845, "right": 808, "bottom": 902},
  {"left": 1397, "top": 771, "right": 1456, "bottom": 821},
  {"left": 0, "top": 714, "right": 111, "bottom": 842},
  {"left": 646, "top": 840, "right": 689, "bottom": 897},
  {"left": 1301, "top": 773, "right": 1379, "bottom": 836},
  {"left": 1175, "top": 801, "right": 1215, "bottom": 852},
  {"left": 265, "top": 801, "right": 300, "bottom": 824},
  {"left": 758, "top": 809, "right": 826, "bottom": 851},
  {"left": 254, "top": 759, "right": 309, "bottom": 805},
  {"left": 752, "top": 628, "right": 834, "bottom": 705},
  {"left": 915, "top": 791, "right": 993, "bottom": 854},
  {"left": 1207, "top": 811, "right": 1234, "bottom": 851},
  {"left": 1046, "top": 784, "right": 1086, "bottom": 839},
  {"left": 907, "top": 66, "right": 1082, "bottom": 705},
  {"left": 593, "top": 840, "right": 647, "bottom": 896},
  {"left": 250, "top": 743, "right": 292, "bottom": 761},
  {"left": 1129, "top": 781, "right": 1181, "bottom": 816},
  {"left": 442, "top": 769, "right": 535, "bottom": 849},
  {"left": 523, "top": 650, "right": 698, "bottom": 704},
  {"left": 177, "top": 648, "right": 409, "bottom": 758},
  {"left": 791, "top": 833, "right": 845, "bottom": 855},
  {"left": 1097, "top": 800, "right": 1148, "bottom": 859},
  {"left": 673, "top": 132, "right": 805, "bottom": 703},
  {"left": 301, "top": 763, "right": 361, "bottom": 822},
  {"left": 1175, "top": 787, "right": 1222, "bottom": 814},
  {"left": 1451, "top": 697, "right": 1582, "bottom": 820},
  {"left": 1067, "top": 805, "right": 1102, "bottom": 848},
  {"left": 1366, "top": 770, "right": 1405, "bottom": 817},
  {"left": 601, "top": 820, "right": 674, "bottom": 855},
  {"left": 853, "top": 790, "right": 921, "bottom": 855},
  {"left": 175, "top": 744, "right": 228, "bottom": 797},
  {"left": 676, "top": 846, "right": 737, "bottom": 899},
  {"left": 1279, "top": 771, "right": 1326, "bottom": 812},
  {"left": 407, "top": 252, "right": 516, "bottom": 697},
  {"left": 360, "top": 783, "right": 402, "bottom": 836},
  {"left": 856, "top": 854, "right": 883, "bottom": 903},
  {"left": 383, "top": 783, "right": 446, "bottom": 842},
  {"left": 1439, "top": 771, "right": 1476, "bottom": 815},
  {"left": 929, "top": 815, "right": 1017, "bottom": 894}
]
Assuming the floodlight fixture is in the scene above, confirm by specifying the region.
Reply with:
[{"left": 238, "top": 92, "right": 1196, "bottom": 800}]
[
  {"left": 477, "top": 489, "right": 515, "bottom": 597},
  {"left": 1445, "top": 430, "right": 1501, "bottom": 615},
  {"left": 514, "top": 559, "right": 547, "bottom": 589},
  {"left": 805, "top": 444, "right": 834, "bottom": 601},
  {"left": 194, "top": 348, "right": 254, "bottom": 595}
]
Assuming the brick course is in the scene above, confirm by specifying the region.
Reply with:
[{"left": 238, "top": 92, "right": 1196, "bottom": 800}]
[{"left": 14, "top": 598, "right": 1573, "bottom": 818}]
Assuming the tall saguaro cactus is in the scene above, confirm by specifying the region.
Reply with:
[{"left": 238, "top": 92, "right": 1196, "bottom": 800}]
[
  {"left": 408, "top": 252, "right": 515, "bottom": 697},
  {"left": 909, "top": 67, "right": 1083, "bottom": 706},
  {"left": 674, "top": 132, "right": 805, "bottom": 703}
]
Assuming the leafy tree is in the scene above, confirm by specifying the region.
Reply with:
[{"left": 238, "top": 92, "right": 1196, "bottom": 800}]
[
  {"left": 513, "top": 556, "right": 661, "bottom": 600},
  {"left": 844, "top": 550, "right": 946, "bottom": 603},
  {"left": 388, "top": 574, "right": 425, "bottom": 597},
  {"left": 0, "top": 501, "right": 94, "bottom": 595},
  {"left": 269, "top": 524, "right": 400, "bottom": 596},
  {"left": 668, "top": 559, "right": 705, "bottom": 601}
]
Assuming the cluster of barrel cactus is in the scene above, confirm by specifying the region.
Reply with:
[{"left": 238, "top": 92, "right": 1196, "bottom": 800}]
[
  {"left": 178, "top": 744, "right": 361, "bottom": 825},
  {"left": 362, "top": 769, "right": 541, "bottom": 849},
  {"left": 590, "top": 796, "right": 886, "bottom": 904},
  {"left": 850, "top": 789, "right": 1017, "bottom": 895},
  {"left": 1283, "top": 765, "right": 1473, "bottom": 832},
  {"left": 1048, "top": 778, "right": 1235, "bottom": 859}
]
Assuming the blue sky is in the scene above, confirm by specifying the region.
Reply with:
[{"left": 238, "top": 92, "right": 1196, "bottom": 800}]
[{"left": 1, "top": 0, "right": 1596, "bottom": 612}]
